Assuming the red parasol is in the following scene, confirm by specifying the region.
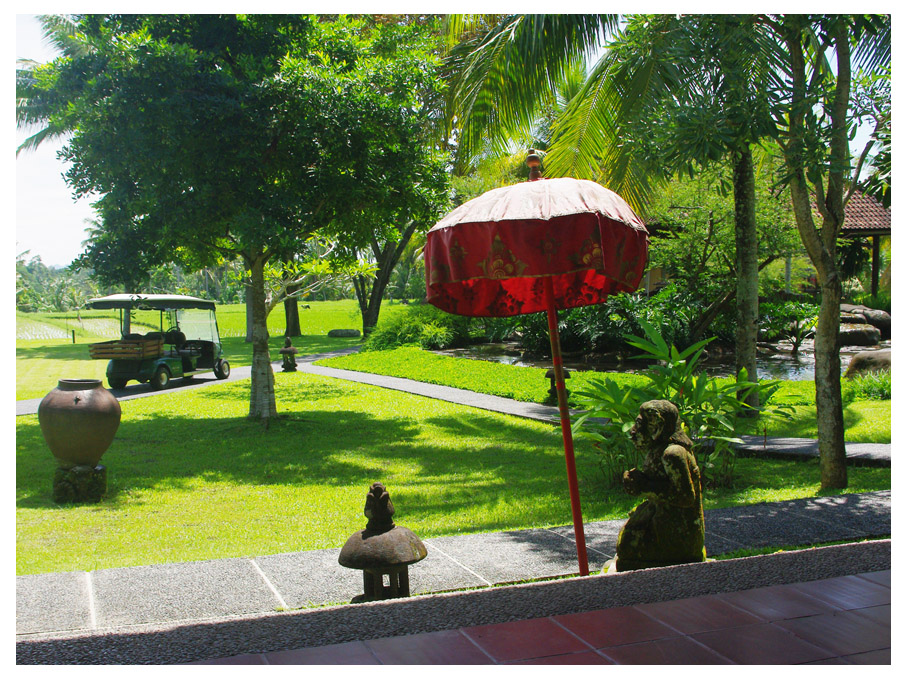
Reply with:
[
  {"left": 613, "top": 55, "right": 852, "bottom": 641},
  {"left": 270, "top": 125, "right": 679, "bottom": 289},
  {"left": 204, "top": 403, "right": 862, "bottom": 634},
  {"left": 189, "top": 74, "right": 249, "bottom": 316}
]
[{"left": 424, "top": 152, "right": 649, "bottom": 576}]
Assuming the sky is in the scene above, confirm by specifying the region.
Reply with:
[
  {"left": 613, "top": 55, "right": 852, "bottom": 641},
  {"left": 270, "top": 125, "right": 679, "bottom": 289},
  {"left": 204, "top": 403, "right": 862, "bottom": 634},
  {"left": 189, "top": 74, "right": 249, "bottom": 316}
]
[{"left": 15, "top": 13, "right": 96, "bottom": 269}]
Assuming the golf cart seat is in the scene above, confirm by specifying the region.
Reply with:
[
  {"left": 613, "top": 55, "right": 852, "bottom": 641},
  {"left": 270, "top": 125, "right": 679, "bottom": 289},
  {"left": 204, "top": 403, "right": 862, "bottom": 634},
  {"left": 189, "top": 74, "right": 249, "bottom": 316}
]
[{"left": 164, "top": 330, "right": 186, "bottom": 348}]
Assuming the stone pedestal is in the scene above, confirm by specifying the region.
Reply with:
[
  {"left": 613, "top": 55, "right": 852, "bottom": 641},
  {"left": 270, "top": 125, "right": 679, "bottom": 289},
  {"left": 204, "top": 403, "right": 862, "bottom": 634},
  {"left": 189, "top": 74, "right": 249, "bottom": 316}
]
[
  {"left": 53, "top": 465, "right": 107, "bottom": 503},
  {"left": 339, "top": 483, "right": 427, "bottom": 603}
]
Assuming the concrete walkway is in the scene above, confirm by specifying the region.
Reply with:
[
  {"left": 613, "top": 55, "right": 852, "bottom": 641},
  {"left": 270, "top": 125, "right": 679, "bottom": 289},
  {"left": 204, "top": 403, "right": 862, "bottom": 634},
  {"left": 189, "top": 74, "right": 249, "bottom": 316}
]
[{"left": 16, "top": 491, "right": 892, "bottom": 663}]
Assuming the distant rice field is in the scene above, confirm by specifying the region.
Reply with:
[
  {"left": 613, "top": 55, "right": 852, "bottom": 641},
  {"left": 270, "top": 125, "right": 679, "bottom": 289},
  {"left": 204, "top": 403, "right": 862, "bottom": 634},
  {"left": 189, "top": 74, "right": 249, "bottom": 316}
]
[
  {"left": 15, "top": 319, "right": 71, "bottom": 341},
  {"left": 16, "top": 315, "right": 157, "bottom": 341}
]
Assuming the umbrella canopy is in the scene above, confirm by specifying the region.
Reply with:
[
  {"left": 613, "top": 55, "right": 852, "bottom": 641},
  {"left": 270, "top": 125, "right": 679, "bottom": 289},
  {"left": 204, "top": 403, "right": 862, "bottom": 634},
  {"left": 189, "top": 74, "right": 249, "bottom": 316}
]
[
  {"left": 425, "top": 176, "right": 649, "bottom": 317},
  {"left": 425, "top": 165, "right": 649, "bottom": 576}
]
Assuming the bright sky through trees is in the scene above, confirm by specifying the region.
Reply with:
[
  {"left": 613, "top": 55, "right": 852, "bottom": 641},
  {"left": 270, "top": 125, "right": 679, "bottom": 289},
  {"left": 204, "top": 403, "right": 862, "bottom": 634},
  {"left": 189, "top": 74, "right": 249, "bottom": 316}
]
[{"left": 16, "top": 14, "right": 96, "bottom": 268}]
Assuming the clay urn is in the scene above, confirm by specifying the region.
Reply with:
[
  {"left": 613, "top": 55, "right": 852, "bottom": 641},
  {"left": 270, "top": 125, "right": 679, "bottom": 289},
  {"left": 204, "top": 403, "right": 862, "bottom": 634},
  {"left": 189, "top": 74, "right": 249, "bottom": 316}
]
[{"left": 38, "top": 379, "right": 122, "bottom": 468}]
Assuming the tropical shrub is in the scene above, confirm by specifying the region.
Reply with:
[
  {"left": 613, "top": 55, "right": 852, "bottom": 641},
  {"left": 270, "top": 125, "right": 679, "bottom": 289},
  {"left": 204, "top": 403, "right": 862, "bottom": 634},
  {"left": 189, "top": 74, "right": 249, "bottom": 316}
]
[
  {"left": 843, "top": 369, "right": 891, "bottom": 402},
  {"left": 362, "top": 303, "right": 471, "bottom": 351},
  {"left": 572, "top": 320, "right": 792, "bottom": 487},
  {"left": 760, "top": 301, "right": 819, "bottom": 352}
]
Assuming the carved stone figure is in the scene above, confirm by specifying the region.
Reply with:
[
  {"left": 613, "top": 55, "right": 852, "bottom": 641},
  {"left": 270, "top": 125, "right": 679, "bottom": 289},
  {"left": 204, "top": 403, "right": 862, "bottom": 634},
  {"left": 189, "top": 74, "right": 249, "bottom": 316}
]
[
  {"left": 279, "top": 336, "right": 298, "bottom": 372},
  {"left": 611, "top": 400, "right": 706, "bottom": 572}
]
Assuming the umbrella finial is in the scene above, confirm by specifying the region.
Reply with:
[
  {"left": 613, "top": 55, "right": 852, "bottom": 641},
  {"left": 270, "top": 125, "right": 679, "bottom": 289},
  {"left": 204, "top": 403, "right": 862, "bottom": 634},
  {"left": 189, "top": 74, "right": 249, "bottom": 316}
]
[{"left": 527, "top": 149, "right": 542, "bottom": 181}]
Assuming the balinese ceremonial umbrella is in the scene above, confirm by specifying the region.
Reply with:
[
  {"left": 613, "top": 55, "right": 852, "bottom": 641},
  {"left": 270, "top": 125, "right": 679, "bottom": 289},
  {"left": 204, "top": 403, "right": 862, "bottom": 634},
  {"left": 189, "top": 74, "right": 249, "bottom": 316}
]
[{"left": 424, "top": 153, "right": 649, "bottom": 576}]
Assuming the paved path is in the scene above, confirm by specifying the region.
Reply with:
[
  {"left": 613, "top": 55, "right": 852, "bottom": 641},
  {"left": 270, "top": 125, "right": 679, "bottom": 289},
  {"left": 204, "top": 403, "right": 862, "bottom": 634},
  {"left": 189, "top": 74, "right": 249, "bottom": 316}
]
[{"left": 16, "top": 491, "right": 892, "bottom": 663}]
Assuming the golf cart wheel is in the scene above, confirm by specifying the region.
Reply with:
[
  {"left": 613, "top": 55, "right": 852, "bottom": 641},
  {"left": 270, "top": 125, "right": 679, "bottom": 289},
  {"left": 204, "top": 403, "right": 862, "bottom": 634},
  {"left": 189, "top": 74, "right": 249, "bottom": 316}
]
[
  {"left": 214, "top": 359, "right": 231, "bottom": 380},
  {"left": 108, "top": 378, "right": 127, "bottom": 390},
  {"left": 151, "top": 365, "right": 171, "bottom": 390}
]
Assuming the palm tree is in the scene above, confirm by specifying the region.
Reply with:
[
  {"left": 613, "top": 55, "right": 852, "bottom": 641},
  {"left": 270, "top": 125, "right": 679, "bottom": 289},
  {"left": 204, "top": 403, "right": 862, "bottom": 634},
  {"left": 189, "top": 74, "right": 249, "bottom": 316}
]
[
  {"left": 446, "top": 14, "right": 775, "bottom": 408},
  {"left": 444, "top": 13, "right": 890, "bottom": 489},
  {"left": 16, "top": 14, "right": 94, "bottom": 155}
]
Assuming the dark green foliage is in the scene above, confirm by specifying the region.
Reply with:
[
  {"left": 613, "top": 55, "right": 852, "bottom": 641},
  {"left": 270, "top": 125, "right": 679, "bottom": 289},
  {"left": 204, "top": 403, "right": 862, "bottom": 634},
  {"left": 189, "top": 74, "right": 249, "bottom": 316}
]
[
  {"left": 573, "top": 320, "right": 793, "bottom": 488},
  {"left": 847, "top": 290, "right": 891, "bottom": 314},
  {"left": 364, "top": 284, "right": 724, "bottom": 360},
  {"left": 760, "top": 301, "right": 819, "bottom": 351},
  {"left": 517, "top": 284, "right": 706, "bottom": 357},
  {"left": 361, "top": 304, "right": 471, "bottom": 351}
]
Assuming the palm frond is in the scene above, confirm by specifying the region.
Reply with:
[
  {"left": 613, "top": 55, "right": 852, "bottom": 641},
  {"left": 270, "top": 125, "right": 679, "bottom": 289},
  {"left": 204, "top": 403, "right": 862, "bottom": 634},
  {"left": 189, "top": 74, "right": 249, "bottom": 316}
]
[
  {"left": 444, "top": 14, "right": 616, "bottom": 165},
  {"left": 37, "top": 14, "right": 94, "bottom": 58},
  {"left": 852, "top": 14, "right": 890, "bottom": 73},
  {"left": 16, "top": 126, "right": 65, "bottom": 156}
]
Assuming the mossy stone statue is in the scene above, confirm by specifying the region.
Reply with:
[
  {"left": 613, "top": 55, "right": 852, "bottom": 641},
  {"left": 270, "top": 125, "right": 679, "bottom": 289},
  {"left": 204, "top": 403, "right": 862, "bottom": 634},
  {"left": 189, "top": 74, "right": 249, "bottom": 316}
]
[{"left": 609, "top": 400, "right": 706, "bottom": 572}]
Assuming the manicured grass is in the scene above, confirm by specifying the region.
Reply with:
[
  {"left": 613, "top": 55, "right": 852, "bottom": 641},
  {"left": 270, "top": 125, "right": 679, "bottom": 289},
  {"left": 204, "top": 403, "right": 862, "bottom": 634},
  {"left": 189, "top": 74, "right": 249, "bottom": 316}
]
[
  {"left": 756, "top": 400, "right": 892, "bottom": 442},
  {"left": 15, "top": 300, "right": 411, "bottom": 400},
  {"left": 318, "top": 346, "right": 652, "bottom": 403},
  {"left": 16, "top": 371, "right": 890, "bottom": 576},
  {"left": 317, "top": 347, "right": 891, "bottom": 443}
]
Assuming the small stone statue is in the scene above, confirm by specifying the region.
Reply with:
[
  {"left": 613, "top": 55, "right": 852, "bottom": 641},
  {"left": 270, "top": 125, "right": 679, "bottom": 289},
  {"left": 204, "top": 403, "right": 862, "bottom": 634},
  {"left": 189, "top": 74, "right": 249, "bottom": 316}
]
[
  {"left": 610, "top": 400, "right": 706, "bottom": 572},
  {"left": 364, "top": 482, "right": 395, "bottom": 532},
  {"left": 339, "top": 482, "right": 427, "bottom": 602},
  {"left": 279, "top": 336, "right": 298, "bottom": 372}
]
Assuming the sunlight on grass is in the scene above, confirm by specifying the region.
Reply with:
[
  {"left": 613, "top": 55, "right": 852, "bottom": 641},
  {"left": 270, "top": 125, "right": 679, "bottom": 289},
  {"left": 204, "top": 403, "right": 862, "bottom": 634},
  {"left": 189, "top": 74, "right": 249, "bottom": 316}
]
[
  {"left": 16, "top": 371, "right": 890, "bottom": 575},
  {"left": 16, "top": 300, "right": 404, "bottom": 399}
]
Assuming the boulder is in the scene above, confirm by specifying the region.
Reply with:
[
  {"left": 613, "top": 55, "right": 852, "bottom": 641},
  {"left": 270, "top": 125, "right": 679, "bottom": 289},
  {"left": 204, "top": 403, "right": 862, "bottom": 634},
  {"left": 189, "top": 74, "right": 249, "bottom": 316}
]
[
  {"left": 327, "top": 329, "right": 361, "bottom": 338},
  {"left": 860, "top": 309, "right": 891, "bottom": 340},
  {"left": 840, "top": 312, "right": 867, "bottom": 324},
  {"left": 841, "top": 304, "right": 891, "bottom": 339},
  {"left": 838, "top": 323, "right": 881, "bottom": 346},
  {"left": 844, "top": 349, "right": 891, "bottom": 379},
  {"left": 840, "top": 303, "right": 868, "bottom": 314}
]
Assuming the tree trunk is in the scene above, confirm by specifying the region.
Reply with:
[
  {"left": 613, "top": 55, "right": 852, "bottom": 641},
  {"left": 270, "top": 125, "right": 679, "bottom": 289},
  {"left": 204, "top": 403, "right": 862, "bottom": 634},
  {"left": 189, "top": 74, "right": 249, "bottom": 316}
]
[
  {"left": 814, "top": 274, "right": 847, "bottom": 488},
  {"left": 732, "top": 146, "right": 760, "bottom": 411},
  {"left": 361, "top": 262, "right": 396, "bottom": 335},
  {"left": 778, "top": 16, "right": 850, "bottom": 490},
  {"left": 284, "top": 285, "right": 301, "bottom": 337},
  {"left": 246, "top": 255, "right": 278, "bottom": 422},
  {"left": 244, "top": 282, "right": 254, "bottom": 343},
  {"left": 357, "top": 222, "right": 423, "bottom": 336}
]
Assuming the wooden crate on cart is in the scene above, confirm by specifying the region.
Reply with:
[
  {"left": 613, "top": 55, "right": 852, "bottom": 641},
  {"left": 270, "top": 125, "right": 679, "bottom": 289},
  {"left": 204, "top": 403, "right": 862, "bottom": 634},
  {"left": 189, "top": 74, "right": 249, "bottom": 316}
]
[{"left": 88, "top": 336, "right": 164, "bottom": 360}]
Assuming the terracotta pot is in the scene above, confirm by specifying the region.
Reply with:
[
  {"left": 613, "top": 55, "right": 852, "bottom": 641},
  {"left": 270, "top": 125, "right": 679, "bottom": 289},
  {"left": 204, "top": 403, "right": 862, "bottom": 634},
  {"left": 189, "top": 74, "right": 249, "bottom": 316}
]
[{"left": 38, "top": 379, "right": 121, "bottom": 468}]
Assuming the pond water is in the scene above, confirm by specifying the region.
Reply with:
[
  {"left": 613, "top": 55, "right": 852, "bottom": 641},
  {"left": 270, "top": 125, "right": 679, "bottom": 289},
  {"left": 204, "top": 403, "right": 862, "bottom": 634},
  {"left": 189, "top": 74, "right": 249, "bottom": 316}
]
[{"left": 434, "top": 338, "right": 891, "bottom": 382}]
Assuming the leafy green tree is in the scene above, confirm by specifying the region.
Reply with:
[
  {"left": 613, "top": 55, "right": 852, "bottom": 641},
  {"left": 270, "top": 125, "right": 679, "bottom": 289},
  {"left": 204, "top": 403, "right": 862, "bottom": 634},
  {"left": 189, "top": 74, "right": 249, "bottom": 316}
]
[
  {"left": 445, "top": 13, "right": 889, "bottom": 489},
  {"left": 645, "top": 149, "right": 801, "bottom": 340},
  {"left": 766, "top": 14, "right": 889, "bottom": 488},
  {"left": 18, "top": 14, "right": 448, "bottom": 422}
]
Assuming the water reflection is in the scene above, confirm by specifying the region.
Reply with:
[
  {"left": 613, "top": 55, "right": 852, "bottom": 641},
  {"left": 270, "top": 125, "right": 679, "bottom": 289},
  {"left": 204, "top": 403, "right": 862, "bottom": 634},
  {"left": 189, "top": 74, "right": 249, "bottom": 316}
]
[{"left": 434, "top": 339, "right": 891, "bottom": 381}]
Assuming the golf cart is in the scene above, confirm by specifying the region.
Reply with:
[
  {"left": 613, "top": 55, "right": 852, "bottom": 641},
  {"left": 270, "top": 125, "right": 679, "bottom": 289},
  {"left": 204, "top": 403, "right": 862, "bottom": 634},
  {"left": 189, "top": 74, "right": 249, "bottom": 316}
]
[{"left": 86, "top": 294, "right": 231, "bottom": 390}]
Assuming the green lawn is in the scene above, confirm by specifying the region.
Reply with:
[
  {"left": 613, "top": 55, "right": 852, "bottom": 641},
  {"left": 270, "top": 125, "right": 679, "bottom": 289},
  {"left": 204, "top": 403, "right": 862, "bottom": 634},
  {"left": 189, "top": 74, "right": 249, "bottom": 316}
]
[
  {"left": 15, "top": 300, "right": 410, "bottom": 400},
  {"left": 15, "top": 307, "right": 892, "bottom": 576},
  {"left": 16, "top": 371, "right": 891, "bottom": 575},
  {"left": 318, "top": 347, "right": 891, "bottom": 443}
]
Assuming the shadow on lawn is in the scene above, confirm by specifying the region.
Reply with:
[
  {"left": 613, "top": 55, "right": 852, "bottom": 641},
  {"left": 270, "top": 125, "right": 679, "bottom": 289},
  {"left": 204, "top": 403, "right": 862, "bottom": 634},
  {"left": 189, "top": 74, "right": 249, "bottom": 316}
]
[
  {"left": 15, "top": 395, "right": 593, "bottom": 531},
  {"left": 16, "top": 343, "right": 99, "bottom": 362}
]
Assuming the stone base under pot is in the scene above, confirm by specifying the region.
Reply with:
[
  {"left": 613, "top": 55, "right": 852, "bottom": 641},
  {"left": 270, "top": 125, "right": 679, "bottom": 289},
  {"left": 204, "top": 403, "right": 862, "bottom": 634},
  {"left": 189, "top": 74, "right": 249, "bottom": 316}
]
[{"left": 53, "top": 465, "right": 107, "bottom": 503}]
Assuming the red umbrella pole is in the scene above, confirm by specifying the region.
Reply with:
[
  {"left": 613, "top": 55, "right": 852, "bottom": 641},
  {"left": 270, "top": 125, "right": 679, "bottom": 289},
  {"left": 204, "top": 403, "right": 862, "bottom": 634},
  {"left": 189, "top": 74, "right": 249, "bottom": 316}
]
[{"left": 543, "top": 276, "right": 590, "bottom": 576}]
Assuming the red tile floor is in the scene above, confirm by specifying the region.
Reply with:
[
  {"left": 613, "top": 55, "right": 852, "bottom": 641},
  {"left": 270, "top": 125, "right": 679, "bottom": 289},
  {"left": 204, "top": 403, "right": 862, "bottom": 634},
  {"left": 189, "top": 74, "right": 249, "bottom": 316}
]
[{"left": 194, "top": 570, "right": 890, "bottom": 665}]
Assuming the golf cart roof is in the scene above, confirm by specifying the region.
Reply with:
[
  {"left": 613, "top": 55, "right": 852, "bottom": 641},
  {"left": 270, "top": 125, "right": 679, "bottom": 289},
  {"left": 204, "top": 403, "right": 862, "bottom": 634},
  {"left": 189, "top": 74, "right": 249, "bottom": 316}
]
[{"left": 85, "top": 294, "right": 216, "bottom": 311}]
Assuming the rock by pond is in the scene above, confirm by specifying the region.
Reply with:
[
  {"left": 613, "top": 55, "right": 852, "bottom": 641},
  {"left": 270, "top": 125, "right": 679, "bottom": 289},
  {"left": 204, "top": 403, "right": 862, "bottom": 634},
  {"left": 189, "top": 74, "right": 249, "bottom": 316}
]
[
  {"left": 844, "top": 349, "right": 891, "bottom": 379},
  {"left": 839, "top": 323, "right": 882, "bottom": 346}
]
